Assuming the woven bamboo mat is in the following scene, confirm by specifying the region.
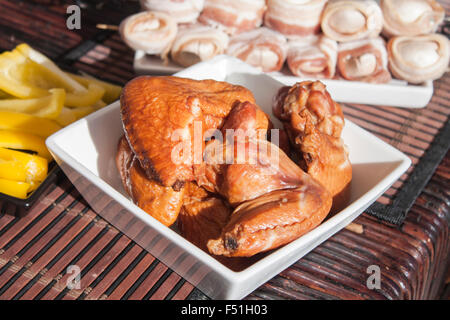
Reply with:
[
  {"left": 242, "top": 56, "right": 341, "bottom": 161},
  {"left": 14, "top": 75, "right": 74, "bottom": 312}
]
[{"left": 0, "top": 0, "right": 448, "bottom": 300}]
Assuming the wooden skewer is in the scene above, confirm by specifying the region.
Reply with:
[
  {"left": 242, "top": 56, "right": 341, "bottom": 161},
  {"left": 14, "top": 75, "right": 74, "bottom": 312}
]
[{"left": 96, "top": 24, "right": 119, "bottom": 31}]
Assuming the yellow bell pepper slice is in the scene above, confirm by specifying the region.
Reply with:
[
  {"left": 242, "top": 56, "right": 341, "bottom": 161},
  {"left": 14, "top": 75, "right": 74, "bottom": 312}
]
[
  {"left": 0, "top": 50, "right": 50, "bottom": 98},
  {"left": 28, "top": 181, "right": 39, "bottom": 193},
  {"left": 0, "top": 111, "right": 61, "bottom": 138},
  {"left": 72, "top": 105, "right": 96, "bottom": 118},
  {"left": 0, "top": 130, "right": 52, "bottom": 161},
  {"left": 55, "top": 106, "right": 95, "bottom": 126},
  {"left": 92, "top": 99, "right": 107, "bottom": 110},
  {"left": 64, "top": 82, "right": 105, "bottom": 108},
  {"left": 55, "top": 107, "right": 78, "bottom": 127},
  {"left": 0, "top": 178, "right": 31, "bottom": 199},
  {"left": 33, "top": 88, "right": 65, "bottom": 119},
  {"left": 0, "top": 44, "right": 86, "bottom": 99},
  {"left": 0, "top": 88, "right": 65, "bottom": 119},
  {"left": 0, "top": 89, "right": 12, "bottom": 99},
  {"left": 0, "top": 159, "right": 47, "bottom": 183},
  {"left": 0, "top": 147, "right": 48, "bottom": 183},
  {"left": 67, "top": 72, "right": 122, "bottom": 104},
  {"left": 15, "top": 43, "right": 87, "bottom": 93},
  {"left": 54, "top": 108, "right": 77, "bottom": 127}
]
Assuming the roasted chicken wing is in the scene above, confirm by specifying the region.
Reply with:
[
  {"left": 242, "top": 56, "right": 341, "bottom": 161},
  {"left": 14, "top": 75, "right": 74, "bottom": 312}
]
[
  {"left": 178, "top": 181, "right": 258, "bottom": 270},
  {"left": 208, "top": 183, "right": 332, "bottom": 257},
  {"left": 200, "top": 138, "right": 310, "bottom": 206},
  {"left": 273, "top": 81, "right": 352, "bottom": 206},
  {"left": 179, "top": 183, "right": 230, "bottom": 252},
  {"left": 116, "top": 136, "right": 184, "bottom": 226},
  {"left": 195, "top": 101, "right": 304, "bottom": 206},
  {"left": 121, "top": 76, "right": 255, "bottom": 189}
]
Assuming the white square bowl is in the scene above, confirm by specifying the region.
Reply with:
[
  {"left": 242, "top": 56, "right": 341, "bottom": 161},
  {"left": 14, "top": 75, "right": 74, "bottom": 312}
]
[{"left": 46, "top": 56, "right": 411, "bottom": 299}]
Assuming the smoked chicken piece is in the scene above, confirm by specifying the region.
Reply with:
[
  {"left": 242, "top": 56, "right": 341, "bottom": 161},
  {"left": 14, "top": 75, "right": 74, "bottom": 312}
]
[
  {"left": 179, "top": 182, "right": 257, "bottom": 270},
  {"left": 200, "top": 138, "right": 309, "bottom": 206},
  {"left": 116, "top": 136, "right": 185, "bottom": 226},
  {"left": 194, "top": 100, "right": 270, "bottom": 193},
  {"left": 221, "top": 101, "right": 270, "bottom": 139},
  {"left": 207, "top": 183, "right": 332, "bottom": 257},
  {"left": 273, "top": 81, "right": 352, "bottom": 201},
  {"left": 116, "top": 134, "right": 135, "bottom": 197},
  {"left": 179, "top": 187, "right": 230, "bottom": 253},
  {"left": 121, "top": 76, "right": 255, "bottom": 189},
  {"left": 195, "top": 101, "right": 303, "bottom": 206}
]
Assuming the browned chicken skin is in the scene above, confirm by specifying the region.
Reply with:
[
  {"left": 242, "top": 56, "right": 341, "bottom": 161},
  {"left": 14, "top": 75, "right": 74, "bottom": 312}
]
[
  {"left": 117, "top": 76, "right": 340, "bottom": 259},
  {"left": 178, "top": 181, "right": 258, "bottom": 270},
  {"left": 273, "top": 81, "right": 352, "bottom": 207},
  {"left": 179, "top": 182, "right": 230, "bottom": 252},
  {"left": 121, "top": 76, "right": 255, "bottom": 189},
  {"left": 201, "top": 138, "right": 310, "bottom": 206},
  {"left": 196, "top": 101, "right": 304, "bottom": 206},
  {"left": 195, "top": 100, "right": 333, "bottom": 256},
  {"left": 116, "top": 136, "right": 184, "bottom": 226},
  {"left": 208, "top": 184, "right": 332, "bottom": 257}
]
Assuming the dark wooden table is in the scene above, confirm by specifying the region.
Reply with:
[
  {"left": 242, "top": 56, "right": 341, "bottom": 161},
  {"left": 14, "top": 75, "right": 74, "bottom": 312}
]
[{"left": 0, "top": 0, "right": 448, "bottom": 300}]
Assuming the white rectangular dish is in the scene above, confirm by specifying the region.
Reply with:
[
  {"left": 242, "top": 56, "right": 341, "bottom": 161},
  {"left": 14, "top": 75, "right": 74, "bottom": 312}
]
[
  {"left": 47, "top": 56, "right": 411, "bottom": 299},
  {"left": 134, "top": 52, "right": 433, "bottom": 108}
]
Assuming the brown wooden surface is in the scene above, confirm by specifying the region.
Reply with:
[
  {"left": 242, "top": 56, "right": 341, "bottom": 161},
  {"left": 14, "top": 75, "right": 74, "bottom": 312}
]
[{"left": 0, "top": 0, "right": 448, "bottom": 300}]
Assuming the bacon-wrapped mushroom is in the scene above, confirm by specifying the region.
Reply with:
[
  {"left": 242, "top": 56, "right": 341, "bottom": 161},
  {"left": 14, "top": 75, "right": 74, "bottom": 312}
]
[
  {"left": 139, "top": 0, "right": 205, "bottom": 23},
  {"left": 387, "top": 34, "right": 450, "bottom": 84},
  {"left": 119, "top": 11, "right": 177, "bottom": 59},
  {"left": 381, "top": 0, "right": 445, "bottom": 37},
  {"left": 199, "top": 0, "right": 266, "bottom": 35},
  {"left": 170, "top": 24, "right": 229, "bottom": 67},
  {"left": 264, "top": 0, "right": 328, "bottom": 37},
  {"left": 226, "top": 27, "right": 288, "bottom": 73},
  {"left": 337, "top": 37, "right": 392, "bottom": 83},
  {"left": 321, "top": 0, "right": 383, "bottom": 42},
  {"left": 287, "top": 35, "right": 338, "bottom": 79}
]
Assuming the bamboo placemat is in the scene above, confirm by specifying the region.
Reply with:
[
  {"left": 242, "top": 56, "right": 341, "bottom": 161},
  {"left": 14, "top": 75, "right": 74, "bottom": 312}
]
[{"left": 0, "top": 0, "right": 448, "bottom": 300}]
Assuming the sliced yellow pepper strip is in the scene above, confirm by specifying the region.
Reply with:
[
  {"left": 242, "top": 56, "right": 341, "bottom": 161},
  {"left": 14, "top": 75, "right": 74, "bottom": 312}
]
[
  {"left": 54, "top": 107, "right": 77, "bottom": 127},
  {"left": 0, "top": 130, "right": 52, "bottom": 161},
  {"left": 28, "top": 181, "right": 39, "bottom": 193},
  {"left": 0, "top": 89, "right": 12, "bottom": 99},
  {"left": 64, "top": 82, "right": 105, "bottom": 108},
  {"left": 55, "top": 106, "right": 96, "bottom": 126},
  {"left": 71, "top": 105, "right": 96, "bottom": 118},
  {"left": 32, "top": 88, "right": 65, "bottom": 119},
  {"left": 0, "top": 111, "right": 62, "bottom": 138},
  {"left": 0, "top": 88, "right": 65, "bottom": 119},
  {"left": 15, "top": 43, "right": 87, "bottom": 93},
  {"left": 0, "top": 178, "right": 30, "bottom": 199},
  {"left": 55, "top": 107, "right": 77, "bottom": 126},
  {"left": 92, "top": 99, "right": 107, "bottom": 110},
  {"left": 0, "top": 50, "right": 49, "bottom": 98},
  {"left": 0, "top": 147, "right": 48, "bottom": 183},
  {"left": 67, "top": 72, "right": 122, "bottom": 104}
]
